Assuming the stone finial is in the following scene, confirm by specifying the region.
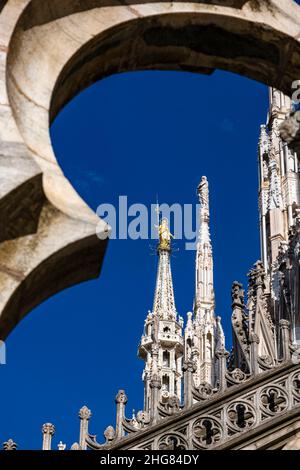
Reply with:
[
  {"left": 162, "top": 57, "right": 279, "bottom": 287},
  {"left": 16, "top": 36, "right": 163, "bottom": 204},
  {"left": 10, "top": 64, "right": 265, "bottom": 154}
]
[
  {"left": 79, "top": 405, "right": 92, "bottom": 450},
  {"left": 79, "top": 405, "right": 92, "bottom": 420},
  {"left": 136, "top": 410, "right": 151, "bottom": 426},
  {"left": 70, "top": 442, "right": 80, "bottom": 450},
  {"left": 3, "top": 439, "right": 17, "bottom": 450},
  {"left": 115, "top": 390, "right": 128, "bottom": 404},
  {"left": 115, "top": 390, "right": 128, "bottom": 439},
  {"left": 42, "top": 423, "right": 55, "bottom": 435},
  {"left": 57, "top": 441, "right": 66, "bottom": 450},
  {"left": 104, "top": 426, "right": 115, "bottom": 444}
]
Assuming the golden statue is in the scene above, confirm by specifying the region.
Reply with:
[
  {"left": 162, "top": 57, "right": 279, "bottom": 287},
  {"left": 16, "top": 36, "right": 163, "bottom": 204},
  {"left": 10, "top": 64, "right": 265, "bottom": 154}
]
[{"left": 157, "top": 218, "right": 174, "bottom": 250}]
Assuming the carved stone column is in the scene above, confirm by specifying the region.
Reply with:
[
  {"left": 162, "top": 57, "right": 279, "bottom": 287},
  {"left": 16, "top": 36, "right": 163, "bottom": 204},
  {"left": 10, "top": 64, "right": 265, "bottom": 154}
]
[
  {"left": 215, "top": 348, "right": 229, "bottom": 392},
  {"left": 115, "top": 390, "right": 128, "bottom": 440},
  {"left": 79, "top": 406, "right": 92, "bottom": 450},
  {"left": 42, "top": 423, "right": 55, "bottom": 450},
  {"left": 149, "top": 375, "right": 162, "bottom": 425},
  {"left": 183, "top": 360, "right": 196, "bottom": 409},
  {"left": 249, "top": 333, "right": 260, "bottom": 376},
  {"left": 280, "top": 319, "right": 291, "bottom": 362}
]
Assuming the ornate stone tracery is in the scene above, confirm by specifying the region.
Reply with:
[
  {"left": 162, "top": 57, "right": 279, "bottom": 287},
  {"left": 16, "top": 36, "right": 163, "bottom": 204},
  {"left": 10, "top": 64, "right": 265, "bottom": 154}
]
[
  {"left": 193, "top": 416, "right": 223, "bottom": 449},
  {"left": 157, "top": 433, "right": 188, "bottom": 450}
]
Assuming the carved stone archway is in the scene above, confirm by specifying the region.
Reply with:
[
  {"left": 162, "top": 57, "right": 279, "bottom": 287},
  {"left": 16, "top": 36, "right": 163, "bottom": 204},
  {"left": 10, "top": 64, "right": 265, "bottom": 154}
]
[{"left": 0, "top": 0, "right": 300, "bottom": 338}]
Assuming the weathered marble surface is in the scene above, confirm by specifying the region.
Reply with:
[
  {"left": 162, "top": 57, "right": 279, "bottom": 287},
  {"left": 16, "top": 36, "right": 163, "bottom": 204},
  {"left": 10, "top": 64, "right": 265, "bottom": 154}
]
[
  {"left": 0, "top": 0, "right": 300, "bottom": 338},
  {"left": 283, "top": 431, "right": 300, "bottom": 450},
  {"left": 280, "top": 110, "right": 300, "bottom": 153}
]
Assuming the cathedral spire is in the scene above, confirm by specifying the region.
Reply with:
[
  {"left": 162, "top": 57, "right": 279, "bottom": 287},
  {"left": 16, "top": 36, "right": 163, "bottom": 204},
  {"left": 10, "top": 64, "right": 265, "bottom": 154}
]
[
  {"left": 138, "top": 218, "right": 184, "bottom": 416},
  {"left": 185, "top": 177, "right": 224, "bottom": 387},
  {"left": 195, "top": 176, "right": 215, "bottom": 312},
  {"left": 152, "top": 218, "right": 176, "bottom": 320}
]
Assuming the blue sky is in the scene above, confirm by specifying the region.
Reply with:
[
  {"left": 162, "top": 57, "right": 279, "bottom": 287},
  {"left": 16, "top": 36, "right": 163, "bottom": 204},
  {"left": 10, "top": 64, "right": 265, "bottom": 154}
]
[{"left": 1, "top": 69, "right": 268, "bottom": 449}]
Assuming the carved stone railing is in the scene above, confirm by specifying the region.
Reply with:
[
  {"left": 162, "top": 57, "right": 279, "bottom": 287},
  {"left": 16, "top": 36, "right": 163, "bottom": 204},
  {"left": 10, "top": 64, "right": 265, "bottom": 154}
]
[{"left": 92, "top": 362, "right": 300, "bottom": 450}]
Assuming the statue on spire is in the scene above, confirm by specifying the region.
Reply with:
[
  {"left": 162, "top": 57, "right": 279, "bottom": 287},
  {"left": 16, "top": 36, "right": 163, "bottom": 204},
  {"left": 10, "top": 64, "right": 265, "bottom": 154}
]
[
  {"left": 157, "top": 218, "right": 174, "bottom": 251},
  {"left": 198, "top": 176, "right": 209, "bottom": 210}
]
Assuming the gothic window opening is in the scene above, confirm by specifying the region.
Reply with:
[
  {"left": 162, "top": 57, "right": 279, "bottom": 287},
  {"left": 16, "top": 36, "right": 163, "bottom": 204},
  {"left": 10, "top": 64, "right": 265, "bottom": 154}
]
[
  {"left": 202, "top": 420, "right": 214, "bottom": 446},
  {"left": 163, "top": 350, "right": 170, "bottom": 368},
  {"left": 236, "top": 404, "right": 246, "bottom": 429},
  {"left": 162, "top": 375, "right": 170, "bottom": 392},
  {"left": 206, "top": 333, "right": 212, "bottom": 360}
]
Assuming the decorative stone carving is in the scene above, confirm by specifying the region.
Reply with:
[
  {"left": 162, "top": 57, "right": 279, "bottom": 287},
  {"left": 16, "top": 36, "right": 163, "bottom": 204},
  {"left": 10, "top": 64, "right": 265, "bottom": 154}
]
[
  {"left": 159, "top": 396, "right": 181, "bottom": 416},
  {"left": 182, "top": 359, "right": 197, "bottom": 374},
  {"left": 280, "top": 111, "right": 300, "bottom": 154},
  {"left": 231, "top": 281, "right": 250, "bottom": 372},
  {"left": 226, "top": 368, "right": 249, "bottom": 385},
  {"left": 198, "top": 176, "right": 209, "bottom": 210},
  {"left": 70, "top": 442, "right": 80, "bottom": 450},
  {"left": 136, "top": 411, "right": 151, "bottom": 426},
  {"left": 231, "top": 281, "right": 245, "bottom": 307},
  {"left": 79, "top": 406, "right": 92, "bottom": 420},
  {"left": 291, "top": 371, "right": 300, "bottom": 400},
  {"left": 124, "top": 409, "right": 150, "bottom": 433},
  {"left": 79, "top": 405, "right": 92, "bottom": 450},
  {"left": 42, "top": 423, "right": 55, "bottom": 435},
  {"left": 249, "top": 333, "right": 260, "bottom": 345},
  {"left": 193, "top": 416, "right": 222, "bottom": 448},
  {"left": 57, "top": 441, "right": 66, "bottom": 450},
  {"left": 157, "top": 433, "right": 188, "bottom": 450},
  {"left": 260, "top": 386, "right": 288, "bottom": 416},
  {"left": 193, "top": 382, "right": 214, "bottom": 401},
  {"left": 3, "top": 439, "right": 17, "bottom": 450},
  {"left": 115, "top": 391, "right": 128, "bottom": 404},
  {"left": 258, "top": 355, "right": 274, "bottom": 370},
  {"left": 226, "top": 401, "right": 256, "bottom": 433},
  {"left": 104, "top": 426, "right": 116, "bottom": 444}
]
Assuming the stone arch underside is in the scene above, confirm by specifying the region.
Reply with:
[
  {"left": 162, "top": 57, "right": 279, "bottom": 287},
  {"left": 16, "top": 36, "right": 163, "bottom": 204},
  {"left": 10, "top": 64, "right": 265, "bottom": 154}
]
[{"left": 0, "top": 0, "right": 300, "bottom": 339}]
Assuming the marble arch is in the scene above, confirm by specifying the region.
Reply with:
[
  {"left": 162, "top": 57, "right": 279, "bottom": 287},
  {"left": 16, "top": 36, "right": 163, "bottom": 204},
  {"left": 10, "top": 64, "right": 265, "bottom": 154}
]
[{"left": 0, "top": 0, "right": 300, "bottom": 338}]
